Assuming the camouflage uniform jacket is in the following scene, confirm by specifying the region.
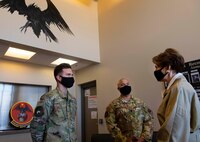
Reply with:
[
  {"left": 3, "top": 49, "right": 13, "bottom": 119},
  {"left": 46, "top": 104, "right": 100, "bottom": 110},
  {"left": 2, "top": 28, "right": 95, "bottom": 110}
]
[
  {"left": 30, "top": 88, "right": 77, "bottom": 142},
  {"left": 105, "top": 96, "right": 153, "bottom": 142}
]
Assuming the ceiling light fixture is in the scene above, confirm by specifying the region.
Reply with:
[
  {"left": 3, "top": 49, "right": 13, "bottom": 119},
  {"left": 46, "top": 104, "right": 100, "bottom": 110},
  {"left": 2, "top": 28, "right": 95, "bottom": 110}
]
[
  {"left": 5, "top": 47, "right": 36, "bottom": 60},
  {"left": 51, "top": 58, "right": 77, "bottom": 65}
]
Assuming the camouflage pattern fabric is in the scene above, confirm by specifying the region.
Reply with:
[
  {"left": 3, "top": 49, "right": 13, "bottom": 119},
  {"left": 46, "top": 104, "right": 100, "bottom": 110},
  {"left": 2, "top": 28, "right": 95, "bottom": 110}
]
[
  {"left": 30, "top": 88, "right": 77, "bottom": 142},
  {"left": 105, "top": 96, "right": 153, "bottom": 142}
]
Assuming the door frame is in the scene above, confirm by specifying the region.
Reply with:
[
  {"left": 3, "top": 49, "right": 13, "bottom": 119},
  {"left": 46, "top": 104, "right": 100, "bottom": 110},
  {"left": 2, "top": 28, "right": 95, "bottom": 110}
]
[{"left": 80, "top": 80, "right": 97, "bottom": 142}]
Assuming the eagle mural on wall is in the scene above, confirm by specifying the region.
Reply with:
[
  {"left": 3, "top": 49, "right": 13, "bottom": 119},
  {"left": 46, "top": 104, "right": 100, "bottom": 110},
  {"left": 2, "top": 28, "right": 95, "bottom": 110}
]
[{"left": 0, "top": 0, "right": 74, "bottom": 42}]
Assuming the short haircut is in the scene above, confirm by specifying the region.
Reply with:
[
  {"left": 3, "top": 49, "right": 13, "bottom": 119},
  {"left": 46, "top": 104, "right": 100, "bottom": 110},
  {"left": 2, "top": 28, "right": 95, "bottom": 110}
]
[
  {"left": 117, "top": 78, "right": 129, "bottom": 88},
  {"left": 54, "top": 63, "right": 72, "bottom": 79},
  {"left": 152, "top": 48, "right": 185, "bottom": 72}
]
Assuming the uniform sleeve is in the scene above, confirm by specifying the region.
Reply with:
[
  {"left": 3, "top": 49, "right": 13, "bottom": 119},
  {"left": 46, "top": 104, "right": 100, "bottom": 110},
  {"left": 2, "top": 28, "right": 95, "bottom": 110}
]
[
  {"left": 140, "top": 104, "right": 154, "bottom": 142},
  {"left": 104, "top": 105, "right": 127, "bottom": 142},
  {"left": 30, "top": 95, "right": 53, "bottom": 142}
]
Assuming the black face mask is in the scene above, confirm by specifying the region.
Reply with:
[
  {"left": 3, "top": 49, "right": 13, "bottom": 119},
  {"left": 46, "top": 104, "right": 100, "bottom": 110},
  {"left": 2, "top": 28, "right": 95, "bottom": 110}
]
[
  {"left": 119, "top": 85, "right": 131, "bottom": 96},
  {"left": 154, "top": 68, "right": 168, "bottom": 81},
  {"left": 60, "top": 76, "right": 74, "bottom": 88}
]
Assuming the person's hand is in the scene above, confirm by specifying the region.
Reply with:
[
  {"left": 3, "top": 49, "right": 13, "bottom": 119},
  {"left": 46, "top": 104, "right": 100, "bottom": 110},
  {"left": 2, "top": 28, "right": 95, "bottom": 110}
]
[
  {"left": 126, "top": 137, "right": 132, "bottom": 142},
  {"left": 137, "top": 137, "right": 145, "bottom": 142},
  {"left": 126, "top": 136, "right": 138, "bottom": 142}
]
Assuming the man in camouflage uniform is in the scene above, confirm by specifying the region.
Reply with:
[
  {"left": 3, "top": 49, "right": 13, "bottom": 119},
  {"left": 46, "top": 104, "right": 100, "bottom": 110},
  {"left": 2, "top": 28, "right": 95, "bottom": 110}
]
[
  {"left": 105, "top": 78, "right": 153, "bottom": 142},
  {"left": 30, "top": 63, "right": 77, "bottom": 142}
]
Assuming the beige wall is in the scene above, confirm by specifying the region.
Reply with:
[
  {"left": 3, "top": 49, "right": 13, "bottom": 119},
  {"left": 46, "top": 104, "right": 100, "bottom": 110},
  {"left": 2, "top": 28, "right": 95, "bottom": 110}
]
[
  {"left": 76, "top": 0, "right": 200, "bottom": 133},
  {"left": 0, "top": 0, "right": 100, "bottom": 62}
]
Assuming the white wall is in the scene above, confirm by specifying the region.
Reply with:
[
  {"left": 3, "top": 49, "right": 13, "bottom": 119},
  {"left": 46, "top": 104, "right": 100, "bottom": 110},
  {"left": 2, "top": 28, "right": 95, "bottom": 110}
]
[
  {"left": 0, "top": 1, "right": 98, "bottom": 141},
  {"left": 0, "top": 59, "right": 55, "bottom": 87},
  {"left": 76, "top": 0, "right": 200, "bottom": 133},
  {"left": 0, "top": 0, "right": 100, "bottom": 62}
]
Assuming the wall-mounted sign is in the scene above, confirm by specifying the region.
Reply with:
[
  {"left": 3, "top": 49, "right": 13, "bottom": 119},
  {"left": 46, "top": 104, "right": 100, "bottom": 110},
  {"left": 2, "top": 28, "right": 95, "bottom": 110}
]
[
  {"left": 88, "top": 95, "right": 97, "bottom": 109},
  {"left": 10, "top": 101, "right": 34, "bottom": 128},
  {"left": 183, "top": 59, "right": 200, "bottom": 99}
]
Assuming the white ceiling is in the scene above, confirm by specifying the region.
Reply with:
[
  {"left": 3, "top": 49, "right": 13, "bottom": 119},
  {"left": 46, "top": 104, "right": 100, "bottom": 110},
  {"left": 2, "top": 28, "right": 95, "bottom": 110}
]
[{"left": 0, "top": 39, "right": 98, "bottom": 70}]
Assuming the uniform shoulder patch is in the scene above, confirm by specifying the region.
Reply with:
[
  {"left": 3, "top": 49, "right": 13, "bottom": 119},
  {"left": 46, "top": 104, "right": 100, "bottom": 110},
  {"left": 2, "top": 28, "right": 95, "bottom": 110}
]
[{"left": 34, "top": 106, "right": 44, "bottom": 117}]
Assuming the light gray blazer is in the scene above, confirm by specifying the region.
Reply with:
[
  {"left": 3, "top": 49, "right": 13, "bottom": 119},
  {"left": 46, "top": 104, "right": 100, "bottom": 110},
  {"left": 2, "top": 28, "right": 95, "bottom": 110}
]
[{"left": 157, "top": 75, "right": 200, "bottom": 142}]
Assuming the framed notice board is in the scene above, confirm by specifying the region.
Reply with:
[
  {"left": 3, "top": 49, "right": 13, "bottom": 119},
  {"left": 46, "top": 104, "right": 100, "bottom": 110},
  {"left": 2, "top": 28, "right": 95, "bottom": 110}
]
[{"left": 182, "top": 59, "right": 200, "bottom": 100}]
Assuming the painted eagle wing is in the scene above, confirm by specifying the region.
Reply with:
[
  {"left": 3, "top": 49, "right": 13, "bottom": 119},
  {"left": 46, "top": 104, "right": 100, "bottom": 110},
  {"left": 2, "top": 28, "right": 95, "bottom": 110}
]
[
  {"left": 0, "top": 0, "right": 27, "bottom": 15},
  {"left": 42, "top": 0, "right": 74, "bottom": 35}
]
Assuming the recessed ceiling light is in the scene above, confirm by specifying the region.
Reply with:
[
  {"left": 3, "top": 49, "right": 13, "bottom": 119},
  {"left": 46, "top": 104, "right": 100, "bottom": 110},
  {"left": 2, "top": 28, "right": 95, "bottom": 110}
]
[
  {"left": 5, "top": 47, "right": 36, "bottom": 60},
  {"left": 51, "top": 58, "right": 77, "bottom": 65}
]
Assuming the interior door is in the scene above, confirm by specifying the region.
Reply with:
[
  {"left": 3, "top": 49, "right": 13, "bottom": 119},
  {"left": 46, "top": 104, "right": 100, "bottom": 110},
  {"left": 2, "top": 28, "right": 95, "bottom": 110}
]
[{"left": 81, "top": 81, "right": 98, "bottom": 142}]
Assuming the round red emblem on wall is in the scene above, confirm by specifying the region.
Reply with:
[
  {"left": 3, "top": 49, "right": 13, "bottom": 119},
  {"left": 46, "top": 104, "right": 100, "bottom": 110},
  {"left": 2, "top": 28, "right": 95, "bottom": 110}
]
[{"left": 10, "top": 101, "right": 34, "bottom": 128}]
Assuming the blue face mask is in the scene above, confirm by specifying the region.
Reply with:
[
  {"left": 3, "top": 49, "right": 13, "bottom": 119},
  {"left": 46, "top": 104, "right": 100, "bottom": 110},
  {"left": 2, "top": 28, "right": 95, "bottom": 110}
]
[
  {"left": 119, "top": 85, "right": 132, "bottom": 96},
  {"left": 60, "top": 76, "right": 74, "bottom": 88},
  {"left": 154, "top": 67, "right": 168, "bottom": 81}
]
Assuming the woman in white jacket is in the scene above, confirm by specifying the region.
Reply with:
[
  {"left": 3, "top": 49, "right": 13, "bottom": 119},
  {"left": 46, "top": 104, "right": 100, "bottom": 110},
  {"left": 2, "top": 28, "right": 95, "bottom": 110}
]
[{"left": 152, "top": 48, "right": 200, "bottom": 142}]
